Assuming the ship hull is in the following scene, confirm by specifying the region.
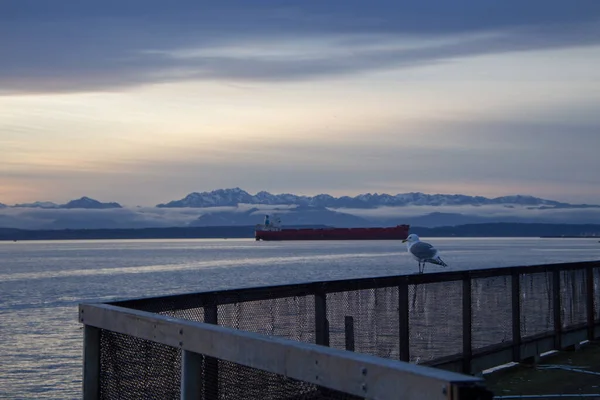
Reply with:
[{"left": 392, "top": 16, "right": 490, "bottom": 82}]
[{"left": 255, "top": 225, "right": 410, "bottom": 241}]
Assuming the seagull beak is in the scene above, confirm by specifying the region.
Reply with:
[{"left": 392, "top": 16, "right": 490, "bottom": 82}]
[{"left": 401, "top": 239, "right": 407, "bottom": 243}]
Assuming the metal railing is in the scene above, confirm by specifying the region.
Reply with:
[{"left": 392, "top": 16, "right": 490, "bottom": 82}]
[
  {"left": 80, "top": 260, "right": 600, "bottom": 399},
  {"left": 80, "top": 304, "right": 492, "bottom": 399}
]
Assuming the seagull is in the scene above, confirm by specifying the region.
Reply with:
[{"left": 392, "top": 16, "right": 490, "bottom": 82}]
[{"left": 402, "top": 234, "right": 447, "bottom": 274}]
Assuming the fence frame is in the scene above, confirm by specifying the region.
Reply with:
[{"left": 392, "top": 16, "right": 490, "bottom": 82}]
[
  {"left": 80, "top": 303, "right": 490, "bottom": 399},
  {"left": 109, "top": 261, "right": 600, "bottom": 373},
  {"left": 81, "top": 260, "right": 600, "bottom": 398}
]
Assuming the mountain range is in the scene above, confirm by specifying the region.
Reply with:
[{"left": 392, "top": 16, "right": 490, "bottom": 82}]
[
  {"left": 156, "top": 188, "right": 595, "bottom": 209},
  {"left": 1, "top": 188, "right": 600, "bottom": 230},
  {"left": 4, "top": 188, "right": 599, "bottom": 210}
]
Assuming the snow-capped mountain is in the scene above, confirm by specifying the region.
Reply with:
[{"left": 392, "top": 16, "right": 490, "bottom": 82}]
[
  {"left": 157, "top": 188, "right": 256, "bottom": 207},
  {"left": 156, "top": 188, "right": 586, "bottom": 209}
]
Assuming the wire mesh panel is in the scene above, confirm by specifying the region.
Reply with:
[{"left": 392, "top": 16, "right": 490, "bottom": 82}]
[
  {"left": 118, "top": 294, "right": 205, "bottom": 314},
  {"left": 409, "top": 281, "right": 463, "bottom": 363},
  {"left": 520, "top": 272, "right": 553, "bottom": 338},
  {"left": 99, "top": 330, "right": 181, "bottom": 400},
  {"left": 326, "top": 287, "right": 399, "bottom": 359},
  {"left": 560, "top": 268, "right": 587, "bottom": 328},
  {"left": 217, "top": 296, "right": 315, "bottom": 343},
  {"left": 115, "top": 295, "right": 207, "bottom": 322},
  {"left": 471, "top": 276, "right": 512, "bottom": 350},
  {"left": 214, "top": 359, "right": 362, "bottom": 400},
  {"left": 163, "top": 305, "right": 207, "bottom": 322},
  {"left": 98, "top": 329, "right": 361, "bottom": 400}
]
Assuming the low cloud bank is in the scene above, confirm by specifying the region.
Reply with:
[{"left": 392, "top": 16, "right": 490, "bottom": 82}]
[{"left": 1, "top": 203, "right": 600, "bottom": 230}]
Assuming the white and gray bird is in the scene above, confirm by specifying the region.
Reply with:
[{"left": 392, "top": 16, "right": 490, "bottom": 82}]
[{"left": 402, "top": 234, "right": 447, "bottom": 274}]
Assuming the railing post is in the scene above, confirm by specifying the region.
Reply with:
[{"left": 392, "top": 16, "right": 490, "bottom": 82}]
[
  {"left": 462, "top": 274, "right": 472, "bottom": 374},
  {"left": 511, "top": 271, "right": 521, "bottom": 362},
  {"left": 398, "top": 280, "right": 410, "bottom": 362},
  {"left": 181, "top": 350, "right": 203, "bottom": 400},
  {"left": 314, "top": 288, "right": 333, "bottom": 397},
  {"left": 203, "top": 305, "right": 219, "bottom": 399},
  {"left": 315, "top": 289, "right": 329, "bottom": 346},
  {"left": 586, "top": 266, "right": 595, "bottom": 341},
  {"left": 83, "top": 325, "right": 101, "bottom": 400},
  {"left": 553, "top": 270, "right": 562, "bottom": 349},
  {"left": 345, "top": 316, "right": 355, "bottom": 352}
]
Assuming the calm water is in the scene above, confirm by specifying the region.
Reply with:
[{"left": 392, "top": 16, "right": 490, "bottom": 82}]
[{"left": 1, "top": 237, "right": 600, "bottom": 399}]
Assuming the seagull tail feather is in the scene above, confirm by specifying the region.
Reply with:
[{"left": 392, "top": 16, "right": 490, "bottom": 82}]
[{"left": 428, "top": 257, "right": 448, "bottom": 267}]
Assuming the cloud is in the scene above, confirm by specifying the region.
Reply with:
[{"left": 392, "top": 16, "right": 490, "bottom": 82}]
[
  {"left": 0, "top": 203, "right": 300, "bottom": 230},
  {"left": 2, "top": 1, "right": 599, "bottom": 93},
  {"left": 335, "top": 204, "right": 600, "bottom": 220}
]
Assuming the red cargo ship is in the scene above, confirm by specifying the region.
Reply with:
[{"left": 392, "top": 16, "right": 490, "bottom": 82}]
[{"left": 255, "top": 215, "right": 410, "bottom": 241}]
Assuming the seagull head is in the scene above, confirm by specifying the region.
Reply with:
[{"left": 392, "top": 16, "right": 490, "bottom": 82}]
[{"left": 402, "top": 233, "right": 420, "bottom": 243}]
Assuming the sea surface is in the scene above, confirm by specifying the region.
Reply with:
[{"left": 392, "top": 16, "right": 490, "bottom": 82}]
[{"left": 1, "top": 237, "right": 600, "bottom": 399}]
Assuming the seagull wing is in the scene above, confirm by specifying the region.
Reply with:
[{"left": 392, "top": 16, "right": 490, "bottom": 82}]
[{"left": 409, "top": 241, "right": 437, "bottom": 260}]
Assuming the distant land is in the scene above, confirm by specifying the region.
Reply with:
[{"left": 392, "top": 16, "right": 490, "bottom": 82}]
[
  {"left": 10, "top": 196, "right": 122, "bottom": 209},
  {"left": 1, "top": 223, "right": 600, "bottom": 241},
  {"left": 1, "top": 188, "right": 600, "bottom": 230}
]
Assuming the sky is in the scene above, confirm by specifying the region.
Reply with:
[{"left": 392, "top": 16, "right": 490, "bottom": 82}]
[{"left": 1, "top": 0, "right": 600, "bottom": 207}]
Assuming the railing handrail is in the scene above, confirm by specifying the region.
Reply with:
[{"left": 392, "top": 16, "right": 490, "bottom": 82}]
[{"left": 110, "top": 260, "right": 600, "bottom": 309}]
